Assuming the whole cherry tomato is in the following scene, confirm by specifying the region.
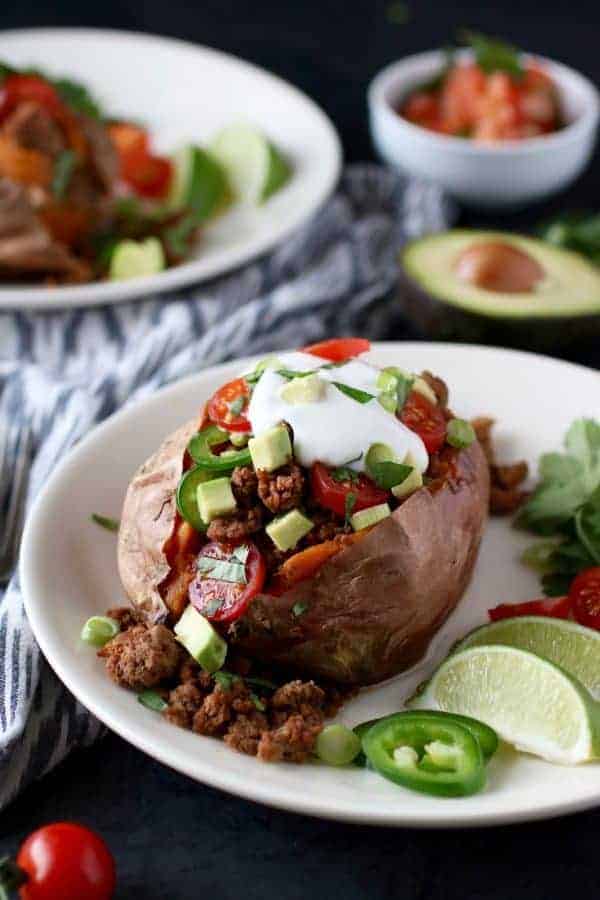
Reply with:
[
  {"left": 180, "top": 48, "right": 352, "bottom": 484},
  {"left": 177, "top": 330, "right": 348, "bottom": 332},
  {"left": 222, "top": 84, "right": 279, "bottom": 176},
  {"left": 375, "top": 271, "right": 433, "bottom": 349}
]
[
  {"left": 400, "top": 390, "right": 447, "bottom": 454},
  {"left": 570, "top": 567, "right": 600, "bottom": 630},
  {"left": 0, "top": 822, "right": 115, "bottom": 900},
  {"left": 207, "top": 377, "right": 251, "bottom": 433}
]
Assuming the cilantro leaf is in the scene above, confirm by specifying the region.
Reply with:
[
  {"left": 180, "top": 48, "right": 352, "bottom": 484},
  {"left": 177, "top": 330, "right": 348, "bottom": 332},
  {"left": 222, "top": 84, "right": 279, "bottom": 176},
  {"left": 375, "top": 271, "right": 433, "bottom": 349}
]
[
  {"left": 333, "top": 382, "right": 375, "bottom": 404},
  {"left": 52, "top": 150, "right": 76, "bottom": 200},
  {"left": 345, "top": 492, "right": 357, "bottom": 525},
  {"left": 368, "top": 461, "right": 413, "bottom": 490},
  {"left": 460, "top": 30, "right": 523, "bottom": 78}
]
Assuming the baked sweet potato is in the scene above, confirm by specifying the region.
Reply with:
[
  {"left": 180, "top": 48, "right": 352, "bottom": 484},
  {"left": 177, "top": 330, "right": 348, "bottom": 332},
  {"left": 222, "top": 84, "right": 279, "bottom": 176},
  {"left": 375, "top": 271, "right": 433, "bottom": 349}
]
[{"left": 118, "top": 420, "right": 489, "bottom": 686}]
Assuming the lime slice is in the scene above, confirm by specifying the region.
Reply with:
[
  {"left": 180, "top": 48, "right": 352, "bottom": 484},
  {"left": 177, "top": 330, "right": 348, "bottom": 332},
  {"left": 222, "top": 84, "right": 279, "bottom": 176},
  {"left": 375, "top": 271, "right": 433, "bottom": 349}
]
[
  {"left": 420, "top": 645, "right": 600, "bottom": 764},
  {"left": 454, "top": 616, "right": 600, "bottom": 700},
  {"left": 109, "top": 237, "right": 165, "bottom": 282},
  {"left": 210, "top": 124, "right": 291, "bottom": 204},
  {"left": 168, "top": 145, "right": 229, "bottom": 221}
]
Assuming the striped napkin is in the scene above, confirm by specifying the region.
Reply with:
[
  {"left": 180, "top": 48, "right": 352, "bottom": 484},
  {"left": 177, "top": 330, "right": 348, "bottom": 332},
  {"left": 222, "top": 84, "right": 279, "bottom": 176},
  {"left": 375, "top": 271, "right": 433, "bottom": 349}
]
[{"left": 0, "top": 164, "right": 454, "bottom": 809}]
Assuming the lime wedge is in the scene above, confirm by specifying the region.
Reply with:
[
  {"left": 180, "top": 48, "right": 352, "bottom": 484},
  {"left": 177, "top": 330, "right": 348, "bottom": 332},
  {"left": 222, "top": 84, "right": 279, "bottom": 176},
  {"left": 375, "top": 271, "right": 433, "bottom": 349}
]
[
  {"left": 454, "top": 616, "right": 600, "bottom": 700},
  {"left": 210, "top": 124, "right": 291, "bottom": 204},
  {"left": 168, "top": 145, "right": 229, "bottom": 221},
  {"left": 109, "top": 237, "right": 165, "bottom": 282},
  {"left": 419, "top": 645, "right": 600, "bottom": 764}
]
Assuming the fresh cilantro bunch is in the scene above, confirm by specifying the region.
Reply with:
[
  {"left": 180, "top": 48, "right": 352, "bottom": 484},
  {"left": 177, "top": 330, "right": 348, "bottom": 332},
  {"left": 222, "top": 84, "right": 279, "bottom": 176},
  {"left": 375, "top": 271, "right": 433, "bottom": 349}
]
[{"left": 517, "top": 419, "right": 600, "bottom": 595}]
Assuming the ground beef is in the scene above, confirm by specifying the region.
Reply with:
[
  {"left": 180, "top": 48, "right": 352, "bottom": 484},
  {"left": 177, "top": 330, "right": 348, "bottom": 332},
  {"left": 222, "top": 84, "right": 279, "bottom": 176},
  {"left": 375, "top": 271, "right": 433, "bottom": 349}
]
[
  {"left": 106, "top": 606, "right": 139, "bottom": 631},
  {"left": 257, "top": 714, "right": 323, "bottom": 763},
  {"left": 271, "top": 679, "right": 325, "bottom": 713},
  {"left": 206, "top": 503, "right": 263, "bottom": 543},
  {"left": 302, "top": 509, "right": 350, "bottom": 546},
  {"left": 420, "top": 370, "right": 449, "bottom": 407},
  {"left": 471, "top": 417, "right": 529, "bottom": 515},
  {"left": 192, "top": 679, "right": 255, "bottom": 736},
  {"left": 230, "top": 466, "right": 258, "bottom": 506},
  {"left": 164, "top": 681, "right": 206, "bottom": 729},
  {"left": 257, "top": 464, "right": 305, "bottom": 514},
  {"left": 99, "top": 624, "right": 182, "bottom": 690},
  {"left": 224, "top": 711, "right": 269, "bottom": 755}
]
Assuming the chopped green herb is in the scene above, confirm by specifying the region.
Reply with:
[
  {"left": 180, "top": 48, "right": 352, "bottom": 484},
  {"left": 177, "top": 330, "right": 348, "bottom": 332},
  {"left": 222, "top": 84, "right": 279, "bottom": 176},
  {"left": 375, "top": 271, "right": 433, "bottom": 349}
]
[
  {"left": 250, "top": 693, "right": 266, "bottom": 712},
  {"left": 331, "top": 466, "right": 360, "bottom": 484},
  {"left": 345, "top": 491, "right": 357, "bottom": 525},
  {"left": 52, "top": 150, "right": 76, "bottom": 200},
  {"left": 197, "top": 554, "right": 248, "bottom": 584},
  {"left": 138, "top": 690, "right": 168, "bottom": 712},
  {"left": 54, "top": 77, "right": 103, "bottom": 118},
  {"left": 368, "top": 461, "right": 413, "bottom": 490},
  {"left": 231, "top": 544, "right": 250, "bottom": 565},
  {"left": 91, "top": 513, "right": 120, "bottom": 532},
  {"left": 460, "top": 30, "right": 523, "bottom": 78},
  {"left": 292, "top": 601, "right": 309, "bottom": 617},
  {"left": 276, "top": 368, "right": 317, "bottom": 380},
  {"left": 214, "top": 671, "right": 239, "bottom": 690},
  {"left": 241, "top": 674, "right": 279, "bottom": 691},
  {"left": 228, "top": 395, "right": 246, "bottom": 417},
  {"left": 333, "top": 383, "right": 375, "bottom": 405}
]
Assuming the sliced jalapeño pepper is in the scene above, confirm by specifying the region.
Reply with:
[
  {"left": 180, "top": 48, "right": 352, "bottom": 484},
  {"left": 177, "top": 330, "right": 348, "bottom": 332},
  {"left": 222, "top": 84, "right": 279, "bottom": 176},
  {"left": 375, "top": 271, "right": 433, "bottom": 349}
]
[
  {"left": 176, "top": 466, "right": 212, "bottom": 532},
  {"left": 362, "top": 711, "right": 486, "bottom": 797},
  {"left": 188, "top": 425, "right": 252, "bottom": 473}
]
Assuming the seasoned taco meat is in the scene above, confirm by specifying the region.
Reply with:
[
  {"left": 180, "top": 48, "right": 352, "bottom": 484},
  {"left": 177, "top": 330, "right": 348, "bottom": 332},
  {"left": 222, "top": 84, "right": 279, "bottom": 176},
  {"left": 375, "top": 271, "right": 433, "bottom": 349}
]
[{"left": 99, "top": 623, "right": 182, "bottom": 690}]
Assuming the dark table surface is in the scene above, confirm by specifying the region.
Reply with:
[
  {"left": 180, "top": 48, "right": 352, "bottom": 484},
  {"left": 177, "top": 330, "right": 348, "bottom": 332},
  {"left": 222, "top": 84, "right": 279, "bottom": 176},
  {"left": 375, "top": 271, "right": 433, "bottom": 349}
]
[{"left": 2, "top": 2, "right": 600, "bottom": 897}]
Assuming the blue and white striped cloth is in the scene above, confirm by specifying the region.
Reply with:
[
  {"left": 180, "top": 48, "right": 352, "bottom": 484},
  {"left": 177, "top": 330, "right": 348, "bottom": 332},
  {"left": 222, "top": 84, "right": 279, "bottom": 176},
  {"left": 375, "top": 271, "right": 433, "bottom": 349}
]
[{"left": 0, "top": 164, "right": 454, "bottom": 808}]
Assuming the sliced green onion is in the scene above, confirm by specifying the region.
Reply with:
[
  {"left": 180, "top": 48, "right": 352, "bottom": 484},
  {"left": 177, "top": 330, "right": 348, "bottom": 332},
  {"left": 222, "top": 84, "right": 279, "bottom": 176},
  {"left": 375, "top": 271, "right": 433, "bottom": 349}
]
[
  {"left": 315, "top": 724, "right": 362, "bottom": 766},
  {"left": 292, "top": 601, "right": 309, "bottom": 617},
  {"left": 138, "top": 690, "right": 168, "bottom": 712},
  {"left": 377, "top": 391, "right": 397, "bottom": 414},
  {"left": 447, "top": 419, "right": 476, "bottom": 449},
  {"left": 250, "top": 693, "right": 266, "bottom": 712},
  {"left": 80, "top": 615, "right": 120, "bottom": 647}
]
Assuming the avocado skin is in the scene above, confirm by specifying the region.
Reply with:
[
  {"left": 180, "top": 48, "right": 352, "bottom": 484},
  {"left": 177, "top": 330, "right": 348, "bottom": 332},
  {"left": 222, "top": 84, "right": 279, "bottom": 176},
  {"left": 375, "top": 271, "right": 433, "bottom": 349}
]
[{"left": 398, "top": 265, "right": 600, "bottom": 353}]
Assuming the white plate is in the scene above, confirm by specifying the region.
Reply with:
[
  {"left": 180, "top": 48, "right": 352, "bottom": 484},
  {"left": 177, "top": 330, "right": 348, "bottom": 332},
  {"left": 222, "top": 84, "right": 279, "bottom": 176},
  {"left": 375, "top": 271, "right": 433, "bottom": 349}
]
[
  {"left": 0, "top": 29, "right": 341, "bottom": 310},
  {"left": 20, "top": 343, "right": 600, "bottom": 827}
]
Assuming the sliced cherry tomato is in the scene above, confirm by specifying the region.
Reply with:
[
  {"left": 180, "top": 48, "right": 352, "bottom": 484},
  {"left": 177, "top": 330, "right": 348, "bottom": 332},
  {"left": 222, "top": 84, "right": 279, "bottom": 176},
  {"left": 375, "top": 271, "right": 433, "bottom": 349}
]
[
  {"left": 570, "top": 567, "right": 600, "bottom": 630},
  {"left": 311, "top": 461, "right": 389, "bottom": 518},
  {"left": 400, "top": 390, "right": 447, "bottom": 454},
  {"left": 2, "top": 822, "right": 116, "bottom": 900},
  {"left": 0, "top": 74, "right": 62, "bottom": 123},
  {"left": 488, "top": 595, "right": 571, "bottom": 622},
  {"left": 207, "top": 377, "right": 251, "bottom": 433},
  {"left": 189, "top": 540, "right": 266, "bottom": 623},
  {"left": 108, "top": 122, "right": 150, "bottom": 179},
  {"left": 302, "top": 338, "right": 371, "bottom": 362},
  {"left": 125, "top": 154, "right": 173, "bottom": 199}
]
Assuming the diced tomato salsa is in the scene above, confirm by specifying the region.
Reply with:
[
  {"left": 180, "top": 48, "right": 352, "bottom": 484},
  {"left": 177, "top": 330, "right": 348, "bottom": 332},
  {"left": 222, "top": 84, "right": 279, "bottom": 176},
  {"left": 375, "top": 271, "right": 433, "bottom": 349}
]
[{"left": 400, "top": 61, "right": 560, "bottom": 142}]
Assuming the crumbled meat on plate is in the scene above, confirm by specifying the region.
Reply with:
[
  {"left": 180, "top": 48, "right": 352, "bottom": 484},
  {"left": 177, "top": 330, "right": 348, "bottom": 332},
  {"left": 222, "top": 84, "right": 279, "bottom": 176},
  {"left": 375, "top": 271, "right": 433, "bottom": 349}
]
[
  {"left": 471, "top": 416, "right": 529, "bottom": 515},
  {"left": 4, "top": 102, "right": 66, "bottom": 157},
  {"left": 98, "top": 623, "right": 182, "bottom": 690},
  {"left": 257, "top": 464, "right": 305, "bottom": 514},
  {"left": 106, "top": 606, "right": 139, "bottom": 631},
  {"left": 206, "top": 503, "right": 263, "bottom": 543},
  {"left": 420, "top": 370, "right": 449, "bottom": 407},
  {"left": 257, "top": 714, "right": 323, "bottom": 763},
  {"left": 230, "top": 465, "right": 259, "bottom": 506}
]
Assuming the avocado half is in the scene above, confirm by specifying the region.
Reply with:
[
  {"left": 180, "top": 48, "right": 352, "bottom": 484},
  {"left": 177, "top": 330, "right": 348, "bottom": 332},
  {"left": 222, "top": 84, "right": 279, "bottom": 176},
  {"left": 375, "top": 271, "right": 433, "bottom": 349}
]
[{"left": 399, "top": 230, "right": 600, "bottom": 351}]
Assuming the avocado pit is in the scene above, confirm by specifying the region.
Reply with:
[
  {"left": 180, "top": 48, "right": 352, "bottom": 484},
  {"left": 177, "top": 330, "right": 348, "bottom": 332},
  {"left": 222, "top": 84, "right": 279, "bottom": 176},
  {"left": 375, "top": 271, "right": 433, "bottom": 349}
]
[{"left": 455, "top": 241, "right": 546, "bottom": 294}]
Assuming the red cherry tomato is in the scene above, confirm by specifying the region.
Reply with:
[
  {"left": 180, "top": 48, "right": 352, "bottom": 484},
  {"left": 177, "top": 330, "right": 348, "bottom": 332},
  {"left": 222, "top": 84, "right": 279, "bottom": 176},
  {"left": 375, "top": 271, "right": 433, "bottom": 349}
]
[
  {"left": 570, "top": 567, "right": 600, "bottom": 630},
  {"left": 125, "top": 154, "right": 173, "bottom": 199},
  {"left": 207, "top": 377, "right": 251, "bottom": 433},
  {"left": 488, "top": 595, "right": 571, "bottom": 622},
  {"left": 400, "top": 391, "right": 447, "bottom": 454},
  {"left": 311, "top": 461, "right": 389, "bottom": 518},
  {"left": 12, "top": 822, "right": 115, "bottom": 900},
  {"left": 108, "top": 122, "right": 150, "bottom": 179},
  {"left": 0, "top": 75, "right": 62, "bottom": 122},
  {"left": 302, "top": 338, "right": 371, "bottom": 362},
  {"left": 189, "top": 541, "right": 266, "bottom": 623}
]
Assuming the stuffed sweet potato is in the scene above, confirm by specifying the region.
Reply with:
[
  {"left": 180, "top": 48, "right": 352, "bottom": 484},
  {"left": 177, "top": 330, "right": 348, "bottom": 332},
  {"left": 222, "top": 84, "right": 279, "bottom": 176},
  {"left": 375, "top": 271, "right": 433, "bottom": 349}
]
[{"left": 117, "top": 340, "right": 489, "bottom": 687}]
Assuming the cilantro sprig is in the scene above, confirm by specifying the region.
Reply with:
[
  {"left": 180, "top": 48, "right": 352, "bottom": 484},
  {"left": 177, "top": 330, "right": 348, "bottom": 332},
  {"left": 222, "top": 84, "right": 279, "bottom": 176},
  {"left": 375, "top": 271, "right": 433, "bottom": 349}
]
[
  {"left": 460, "top": 30, "right": 524, "bottom": 78},
  {"left": 517, "top": 419, "right": 600, "bottom": 595}
]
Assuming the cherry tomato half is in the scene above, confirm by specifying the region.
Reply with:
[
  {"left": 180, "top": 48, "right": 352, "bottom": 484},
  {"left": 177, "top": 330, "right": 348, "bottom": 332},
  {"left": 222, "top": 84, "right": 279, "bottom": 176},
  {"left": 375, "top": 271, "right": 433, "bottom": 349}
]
[
  {"left": 108, "top": 122, "right": 150, "bottom": 179},
  {"left": 127, "top": 154, "right": 173, "bottom": 199},
  {"left": 302, "top": 338, "right": 371, "bottom": 362},
  {"left": 0, "top": 75, "right": 62, "bottom": 123},
  {"left": 189, "top": 541, "right": 266, "bottom": 623},
  {"left": 570, "top": 567, "right": 600, "bottom": 630},
  {"left": 311, "top": 461, "right": 389, "bottom": 519},
  {"left": 207, "top": 377, "right": 251, "bottom": 433},
  {"left": 12, "top": 822, "right": 115, "bottom": 900},
  {"left": 488, "top": 595, "right": 571, "bottom": 623},
  {"left": 400, "top": 390, "right": 447, "bottom": 454}
]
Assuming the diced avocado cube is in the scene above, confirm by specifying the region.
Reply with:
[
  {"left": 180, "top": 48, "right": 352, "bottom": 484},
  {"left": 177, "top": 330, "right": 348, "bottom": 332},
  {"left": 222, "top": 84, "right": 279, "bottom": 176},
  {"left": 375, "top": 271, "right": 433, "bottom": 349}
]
[
  {"left": 391, "top": 454, "right": 423, "bottom": 499},
  {"left": 350, "top": 502, "right": 391, "bottom": 532},
  {"left": 266, "top": 509, "right": 314, "bottom": 551},
  {"left": 174, "top": 605, "right": 227, "bottom": 673},
  {"left": 197, "top": 477, "right": 237, "bottom": 523},
  {"left": 248, "top": 423, "right": 292, "bottom": 472},
  {"left": 365, "top": 442, "right": 395, "bottom": 468},
  {"left": 280, "top": 373, "right": 326, "bottom": 406}
]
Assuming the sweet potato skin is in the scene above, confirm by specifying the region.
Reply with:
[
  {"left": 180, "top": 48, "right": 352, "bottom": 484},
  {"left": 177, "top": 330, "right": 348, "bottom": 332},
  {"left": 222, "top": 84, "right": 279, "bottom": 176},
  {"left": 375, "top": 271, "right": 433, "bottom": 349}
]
[
  {"left": 118, "top": 421, "right": 489, "bottom": 685},
  {"left": 229, "top": 440, "right": 489, "bottom": 684}
]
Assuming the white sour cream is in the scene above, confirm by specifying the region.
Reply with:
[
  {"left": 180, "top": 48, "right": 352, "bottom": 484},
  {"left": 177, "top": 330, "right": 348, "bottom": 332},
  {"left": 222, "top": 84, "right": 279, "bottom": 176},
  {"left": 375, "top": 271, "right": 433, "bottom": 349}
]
[{"left": 245, "top": 352, "right": 428, "bottom": 473}]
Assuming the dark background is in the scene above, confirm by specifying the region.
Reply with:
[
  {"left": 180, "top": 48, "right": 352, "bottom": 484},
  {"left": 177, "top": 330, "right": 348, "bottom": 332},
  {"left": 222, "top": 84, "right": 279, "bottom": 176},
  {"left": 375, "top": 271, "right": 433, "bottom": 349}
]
[{"left": 2, "top": 2, "right": 600, "bottom": 897}]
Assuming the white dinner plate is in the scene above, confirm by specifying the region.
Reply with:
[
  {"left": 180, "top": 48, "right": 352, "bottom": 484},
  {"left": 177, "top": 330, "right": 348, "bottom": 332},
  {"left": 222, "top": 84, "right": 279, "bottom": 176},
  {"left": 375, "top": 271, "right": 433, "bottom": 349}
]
[
  {"left": 20, "top": 343, "right": 600, "bottom": 827},
  {"left": 0, "top": 28, "right": 341, "bottom": 310}
]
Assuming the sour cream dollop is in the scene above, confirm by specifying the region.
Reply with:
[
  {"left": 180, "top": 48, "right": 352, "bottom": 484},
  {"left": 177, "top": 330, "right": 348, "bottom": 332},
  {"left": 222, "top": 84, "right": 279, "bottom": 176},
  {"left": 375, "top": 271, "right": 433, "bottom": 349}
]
[{"left": 245, "top": 352, "right": 428, "bottom": 473}]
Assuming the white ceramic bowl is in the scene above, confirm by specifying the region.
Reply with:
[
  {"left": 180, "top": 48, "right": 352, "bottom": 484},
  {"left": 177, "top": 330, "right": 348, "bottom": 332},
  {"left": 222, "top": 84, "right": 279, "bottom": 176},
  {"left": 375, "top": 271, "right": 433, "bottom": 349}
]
[{"left": 368, "top": 50, "right": 600, "bottom": 209}]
